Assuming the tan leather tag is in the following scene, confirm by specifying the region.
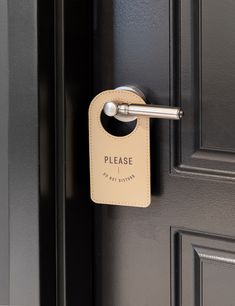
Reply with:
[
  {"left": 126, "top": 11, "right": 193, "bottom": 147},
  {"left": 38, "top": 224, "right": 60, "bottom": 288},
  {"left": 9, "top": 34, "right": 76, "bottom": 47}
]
[{"left": 89, "top": 89, "right": 151, "bottom": 207}]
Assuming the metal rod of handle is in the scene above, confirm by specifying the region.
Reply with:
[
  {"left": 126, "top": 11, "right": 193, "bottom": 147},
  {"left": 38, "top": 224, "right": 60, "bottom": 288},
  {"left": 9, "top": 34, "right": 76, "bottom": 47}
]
[{"left": 103, "top": 102, "right": 184, "bottom": 121}]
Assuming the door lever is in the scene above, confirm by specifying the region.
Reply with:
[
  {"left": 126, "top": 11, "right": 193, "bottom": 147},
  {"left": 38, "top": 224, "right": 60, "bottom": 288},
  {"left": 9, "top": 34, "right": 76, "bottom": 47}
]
[{"left": 103, "top": 86, "right": 183, "bottom": 122}]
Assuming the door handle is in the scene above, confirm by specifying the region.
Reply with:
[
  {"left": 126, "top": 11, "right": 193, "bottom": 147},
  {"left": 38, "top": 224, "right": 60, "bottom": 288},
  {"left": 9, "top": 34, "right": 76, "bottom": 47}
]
[{"left": 103, "top": 85, "right": 183, "bottom": 122}]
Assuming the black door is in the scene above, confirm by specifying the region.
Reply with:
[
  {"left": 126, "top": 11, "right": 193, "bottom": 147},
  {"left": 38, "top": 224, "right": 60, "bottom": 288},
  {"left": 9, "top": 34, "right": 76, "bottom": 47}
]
[
  {"left": 61, "top": 0, "right": 235, "bottom": 305},
  {"left": 90, "top": 0, "right": 235, "bottom": 305}
]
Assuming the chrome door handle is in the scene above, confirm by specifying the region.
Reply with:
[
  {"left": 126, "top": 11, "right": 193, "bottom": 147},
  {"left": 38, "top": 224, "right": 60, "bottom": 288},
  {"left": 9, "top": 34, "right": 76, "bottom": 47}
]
[
  {"left": 103, "top": 86, "right": 183, "bottom": 122},
  {"left": 104, "top": 102, "right": 183, "bottom": 120}
]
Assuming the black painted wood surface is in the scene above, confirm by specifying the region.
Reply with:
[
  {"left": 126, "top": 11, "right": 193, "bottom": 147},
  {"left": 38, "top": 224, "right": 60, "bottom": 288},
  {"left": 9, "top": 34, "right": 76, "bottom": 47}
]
[{"left": 92, "top": 0, "right": 235, "bottom": 305}]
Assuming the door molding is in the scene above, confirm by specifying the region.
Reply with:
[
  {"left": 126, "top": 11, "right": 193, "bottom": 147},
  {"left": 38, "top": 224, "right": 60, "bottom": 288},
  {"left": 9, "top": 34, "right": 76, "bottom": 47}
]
[{"left": 170, "top": 0, "right": 235, "bottom": 182}]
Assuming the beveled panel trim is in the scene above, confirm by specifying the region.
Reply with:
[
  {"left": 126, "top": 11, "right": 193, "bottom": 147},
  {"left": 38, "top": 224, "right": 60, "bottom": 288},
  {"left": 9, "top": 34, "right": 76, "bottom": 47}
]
[
  {"left": 195, "top": 247, "right": 235, "bottom": 265},
  {"left": 170, "top": 0, "right": 235, "bottom": 181},
  {"left": 171, "top": 228, "right": 235, "bottom": 306}
]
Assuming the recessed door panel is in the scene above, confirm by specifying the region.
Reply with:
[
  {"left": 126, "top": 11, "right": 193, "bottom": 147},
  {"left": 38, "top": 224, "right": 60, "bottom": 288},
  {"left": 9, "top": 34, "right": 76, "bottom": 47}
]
[
  {"left": 173, "top": 0, "right": 235, "bottom": 179},
  {"left": 172, "top": 229, "right": 235, "bottom": 306}
]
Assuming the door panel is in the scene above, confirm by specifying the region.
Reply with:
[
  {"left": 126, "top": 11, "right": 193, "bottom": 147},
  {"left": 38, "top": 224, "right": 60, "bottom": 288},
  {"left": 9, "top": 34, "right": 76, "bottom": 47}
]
[
  {"left": 92, "top": 0, "right": 235, "bottom": 305},
  {"left": 172, "top": 229, "right": 235, "bottom": 306},
  {"left": 174, "top": 0, "right": 235, "bottom": 179}
]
